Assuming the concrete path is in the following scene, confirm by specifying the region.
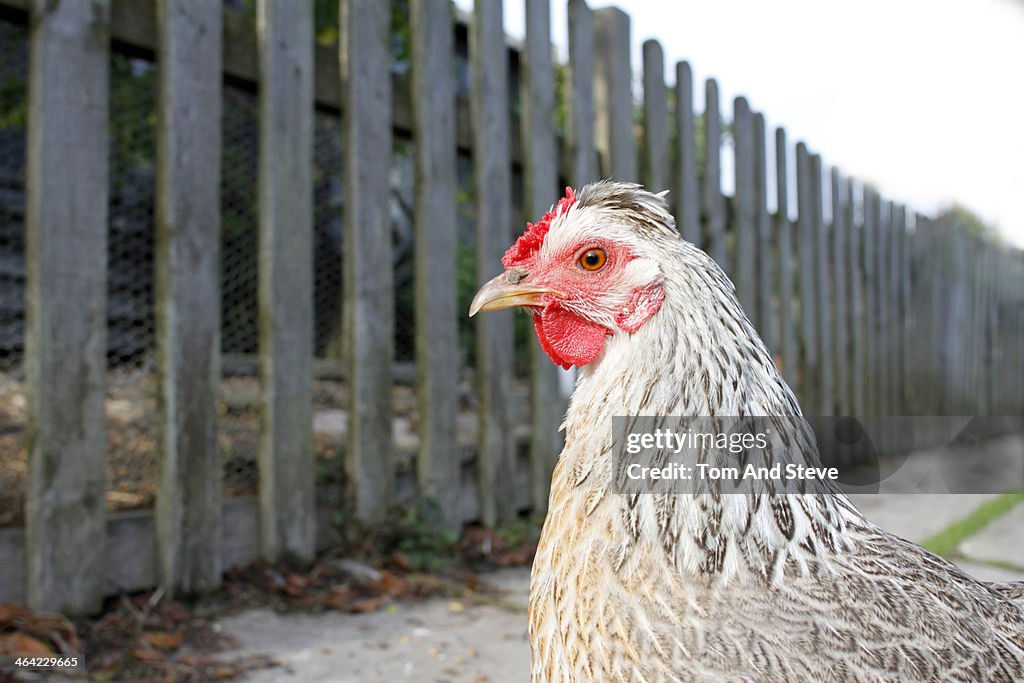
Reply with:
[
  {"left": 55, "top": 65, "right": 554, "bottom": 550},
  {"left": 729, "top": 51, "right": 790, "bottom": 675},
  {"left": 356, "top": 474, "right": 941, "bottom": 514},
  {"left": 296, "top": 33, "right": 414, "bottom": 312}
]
[
  {"left": 217, "top": 569, "right": 531, "bottom": 683},
  {"left": 961, "top": 502, "right": 1024, "bottom": 572},
  {"left": 218, "top": 493, "right": 1024, "bottom": 682}
]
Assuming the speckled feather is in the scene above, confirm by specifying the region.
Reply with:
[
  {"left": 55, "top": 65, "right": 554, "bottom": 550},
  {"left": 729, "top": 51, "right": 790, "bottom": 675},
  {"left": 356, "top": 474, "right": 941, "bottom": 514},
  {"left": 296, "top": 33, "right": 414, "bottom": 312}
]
[{"left": 526, "top": 181, "right": 1024, "bottom": 682}]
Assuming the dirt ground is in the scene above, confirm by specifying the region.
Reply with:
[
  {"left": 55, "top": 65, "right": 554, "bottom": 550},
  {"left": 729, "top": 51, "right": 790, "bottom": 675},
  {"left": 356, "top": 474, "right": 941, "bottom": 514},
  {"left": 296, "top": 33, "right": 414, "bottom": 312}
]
[
  {"left": 211, "top": 488, "right": 1024, "bottom": 683},
  {"left": 215, "top": 568, "right": 532, "bottom": 683}
]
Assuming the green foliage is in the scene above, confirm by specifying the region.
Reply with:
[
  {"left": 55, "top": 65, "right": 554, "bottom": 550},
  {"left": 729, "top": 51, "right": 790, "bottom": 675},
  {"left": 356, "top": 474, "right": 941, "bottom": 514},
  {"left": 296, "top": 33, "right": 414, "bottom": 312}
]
[
  {"left": 313, "top": 0, "right": 340, "bottom": 45},
  {"left": 0, "top": 24, "right": 26, "bottom": 129},
  {"left": 456, "top": 240, "right": 478, "bottom": 365},
  {"left": 553, "top": 62, "right": 569, "bottom": 137},
  {"left": 0, "top": 77, "right": 25, "bottom": 129},
  {"left": 326, "top": 483, "right": 460, "bottom": 573},
  {"left": 231, "top": 0, "right": 412, "bottom": 60},
  {"left": 494, "top": 511, "right": 545, "bottom": 548},
  {"left": 935, "top": 203, "right": 1002, "bottom": 244},
  {"left": 390, "top": 0, "right": 414, "bottom": 64},
  {"left": 0, "top": 85, "right": 24, "bottom": 128},
  {"left": 377, "top": 497, "right": 460, "bottom": 572},
  {"left": 310, "top": 0, "right": 413, "bottom": 64},
  {"left": 920, "top": 492, "right": 1024, "bottom": 558},
  {"left": 108, "top": 56, "right": 157, "bottom": 195}
]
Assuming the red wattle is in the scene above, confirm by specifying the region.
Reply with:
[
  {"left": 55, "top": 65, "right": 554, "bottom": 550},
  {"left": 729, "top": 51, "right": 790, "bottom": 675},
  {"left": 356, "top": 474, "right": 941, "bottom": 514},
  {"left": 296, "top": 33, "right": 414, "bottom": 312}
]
[{"left": 534, "top": 304, "right": 608, "bottom": 369}]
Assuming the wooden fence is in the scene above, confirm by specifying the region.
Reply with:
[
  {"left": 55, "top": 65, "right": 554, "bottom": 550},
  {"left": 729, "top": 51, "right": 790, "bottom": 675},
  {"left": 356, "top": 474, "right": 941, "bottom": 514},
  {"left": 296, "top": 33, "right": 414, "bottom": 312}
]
[{"left": 0, "top": 0, "right": 1022, "bottom": 615}]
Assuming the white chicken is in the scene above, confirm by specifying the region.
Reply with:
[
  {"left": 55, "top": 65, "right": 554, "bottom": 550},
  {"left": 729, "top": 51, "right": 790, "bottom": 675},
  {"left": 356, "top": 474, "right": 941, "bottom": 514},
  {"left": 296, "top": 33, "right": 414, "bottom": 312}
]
[{"left": 470, "top": 181, "right": 1024, "bottom": 682}]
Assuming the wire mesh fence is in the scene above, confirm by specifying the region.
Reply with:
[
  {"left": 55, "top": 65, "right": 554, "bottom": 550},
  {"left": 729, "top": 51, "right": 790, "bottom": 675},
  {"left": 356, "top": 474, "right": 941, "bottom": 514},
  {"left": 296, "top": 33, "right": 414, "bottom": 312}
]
[
  {"left": 0, "top": 15, "right": 503, "bottom": 526},
  {"left": 0, "top": 18, "right": 27, "bottom": 526}
]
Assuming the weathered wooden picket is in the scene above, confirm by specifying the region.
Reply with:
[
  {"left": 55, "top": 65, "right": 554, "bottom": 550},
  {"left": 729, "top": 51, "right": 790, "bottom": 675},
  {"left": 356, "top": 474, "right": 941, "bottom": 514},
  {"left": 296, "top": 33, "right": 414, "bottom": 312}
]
[{"left": 0, "top": 0, "right": 1021, "bottom": 616}]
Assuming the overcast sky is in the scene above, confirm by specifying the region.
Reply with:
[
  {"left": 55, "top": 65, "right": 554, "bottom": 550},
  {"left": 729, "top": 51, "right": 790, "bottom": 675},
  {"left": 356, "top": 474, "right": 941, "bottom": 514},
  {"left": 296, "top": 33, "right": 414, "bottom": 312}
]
[{"left": 453, "top": 0, "right": 1024, "bottom": 248}]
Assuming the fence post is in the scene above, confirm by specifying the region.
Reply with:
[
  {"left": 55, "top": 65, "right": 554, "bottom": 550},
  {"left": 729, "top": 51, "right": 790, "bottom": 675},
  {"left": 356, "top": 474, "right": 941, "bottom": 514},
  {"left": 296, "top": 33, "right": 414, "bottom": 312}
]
[
  {"left": 411, "top": 0, "right": 460, "bottom": 531},
  {"left": 887, "top": 203, "right": 902, "bottom": 416},
  {"left": 933, "top": 216, "right": 946, "bottom": 413},
  {"left": 908, "top": 212, "right": 927, "bottom": 413},
  {"left": 968, "top": 240, "right": 980, "bottom": 411},
  {"left": 732, "top": 97, "right": 756, "bottom": 324},
  {"left": 1016, "top": 265, "right": 1024, "bottom": 415},
  {"left": 257, "top": 0, "right": 315, "bottom": 563},
  {"left": 753, "top": 113, "right": 773, "bottom": 353},
  {"left": 892, "top": 205, "right": 908, "bottom": 417},
  {"left": 703, "top": 79, "right": 726, "bottom": 269},
  {"left": 830, "top": 168, "right": 849, "bottom": 416},
  {"left": 996, "top": 250, "right": 1019, "bottom": 413},
  {"left": 878, "top": 200, "right": 893, "bottom": 420},
  {"left": 861, "top": 187, "right": 879, "bottom": 415},
  {"left": 775, "top": 128, "right": 797, "bottom": 388},
  {"left": 963, "top": 232, "right": 977, "bottom": 411},
  {"left": 811, "top": 155, "right": 831, "bottom": 416},
  {"left": 674, "top": 61, "right": 700, "bottom": 246},
  {"left": 641, "top": 39, "right": 669, "bottom": 192},
  {"left": 24, "top": 0, "right": 110, "bottom": 614},
  {"left": 342, "top": 0, "right": 394, "bottom": 523},
  {"left": 974, "top": 240, "right": 991, "bottom": 411},
  {"left": 924, "top": 213, "right": 943, "bottom": 414},
  {"left": 849, "top": 182, "right": 865, "bottom": 415},
  {"left": 472, "top": 0, "right": 516, "bottom": 525},
  {"left": 154, "top": 0, "right": 223, "bottom": 596},
  {"left": 932, "top": 216, "right": 952, "bottom": 413},
  {"left": 568, "top": 0, "right": 597, "bottom": 187},
  {"left": 523, "top": 0, "right": 563, "bottom": 513},
  {"left": 876, "top": 196, "right": 892, "bottom": 417},
  {"left": 795, "top": 143, "right": 818, "bottom": 410},
  {"left": 947, "top": 224, "right": 969, "bottom": 412},
  {"left": 1016, "top": 263, "right": 1024, "bottom": 415},
  {"left": 978, "top": 242, "right": 994, "bottom": 413},
  {"left": 593, "top": 7, "right": 635, "bottom": 180}
]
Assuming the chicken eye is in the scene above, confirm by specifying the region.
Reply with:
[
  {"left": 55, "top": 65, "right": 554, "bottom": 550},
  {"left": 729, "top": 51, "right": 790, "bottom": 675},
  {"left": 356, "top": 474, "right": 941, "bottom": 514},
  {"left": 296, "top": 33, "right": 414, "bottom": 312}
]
[{"left": 579, "top": 248, "right": 607, "bottom": 271}]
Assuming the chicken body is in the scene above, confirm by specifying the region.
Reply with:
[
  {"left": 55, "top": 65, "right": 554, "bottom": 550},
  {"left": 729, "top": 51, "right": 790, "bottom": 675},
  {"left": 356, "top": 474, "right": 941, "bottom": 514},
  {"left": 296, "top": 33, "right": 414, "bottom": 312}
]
[{"left": 471, "top": 181, "right": 1024, "bottom": 681}]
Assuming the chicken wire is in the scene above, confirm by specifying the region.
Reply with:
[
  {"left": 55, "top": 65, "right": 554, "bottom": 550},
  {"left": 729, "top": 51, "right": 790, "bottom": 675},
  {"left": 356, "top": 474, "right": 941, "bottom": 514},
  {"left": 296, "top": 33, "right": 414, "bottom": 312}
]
[
  {"left": 0, "top": 18, "right": 27, "bottom": 526},
  {"left": 0, "top": 15, "right": 490, "bottom": 524}
]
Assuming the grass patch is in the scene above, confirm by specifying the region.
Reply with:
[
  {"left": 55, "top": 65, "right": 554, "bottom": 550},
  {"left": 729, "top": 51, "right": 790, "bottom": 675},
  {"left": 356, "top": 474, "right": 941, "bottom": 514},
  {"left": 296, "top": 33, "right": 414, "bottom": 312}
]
[
  {"left": 920, "top": 492, "right": 1024, "bottom": 558},
  {"left": 970, "top": 556, "right": 1024, "bottom": 574}
]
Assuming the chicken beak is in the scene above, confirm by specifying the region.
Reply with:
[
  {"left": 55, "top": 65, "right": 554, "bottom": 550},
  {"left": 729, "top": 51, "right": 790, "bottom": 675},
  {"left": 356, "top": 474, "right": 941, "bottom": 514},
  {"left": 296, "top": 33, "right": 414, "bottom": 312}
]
[{"left": 468, "top": 272, "right": 563, "bottom": 317}]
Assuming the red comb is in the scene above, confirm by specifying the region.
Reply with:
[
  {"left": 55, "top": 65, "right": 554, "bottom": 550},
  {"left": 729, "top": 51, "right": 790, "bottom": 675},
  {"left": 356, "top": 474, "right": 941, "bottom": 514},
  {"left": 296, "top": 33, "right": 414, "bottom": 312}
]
[{"left": 502, "top": 186, "right": 577, "bottom": 267}]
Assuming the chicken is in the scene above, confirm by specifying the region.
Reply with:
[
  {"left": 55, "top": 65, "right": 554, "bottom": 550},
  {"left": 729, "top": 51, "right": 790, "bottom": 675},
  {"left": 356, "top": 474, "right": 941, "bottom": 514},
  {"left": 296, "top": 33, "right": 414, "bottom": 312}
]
[{"left": 469, "top": 181, "right": 1024, "bottom": 682}]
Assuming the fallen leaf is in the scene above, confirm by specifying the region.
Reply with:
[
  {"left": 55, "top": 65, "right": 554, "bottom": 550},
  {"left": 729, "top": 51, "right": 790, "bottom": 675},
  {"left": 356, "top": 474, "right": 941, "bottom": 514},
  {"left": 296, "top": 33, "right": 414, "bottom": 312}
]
[
  {"left": 0, "top": 603, "right": 30, "bottom": 624},
  {"left": 348, "top": 596, "right": 386, "bottom": 614},
  {"left": 143, "top": 630, "right": 183, "bottom": 651},
  {"left": 376, "top": 570, "right": 408, "bottom": 597},
  {"left": 0, "top": 631, "right": 52, "bottom": 655},
  {"left": 282, "top": 584, "right": 306, "bottom": 598},
  {"left": 161, "top": 601, "right": 189, "bottom": 623},
  {"left": 391, "top": 552, "right": 413, "bottom": 571},
  {"left": 130, "top": 646, "right": 166, "bottom": 663},
  {"left": 286, "top": 573, "right": 310, "bottom": 589},
  {"left": 324, "top": 586, "right": 353, "bottom": 610},
  {"left": 180, "top": 654, "right": 220, "bottom": 667}
]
